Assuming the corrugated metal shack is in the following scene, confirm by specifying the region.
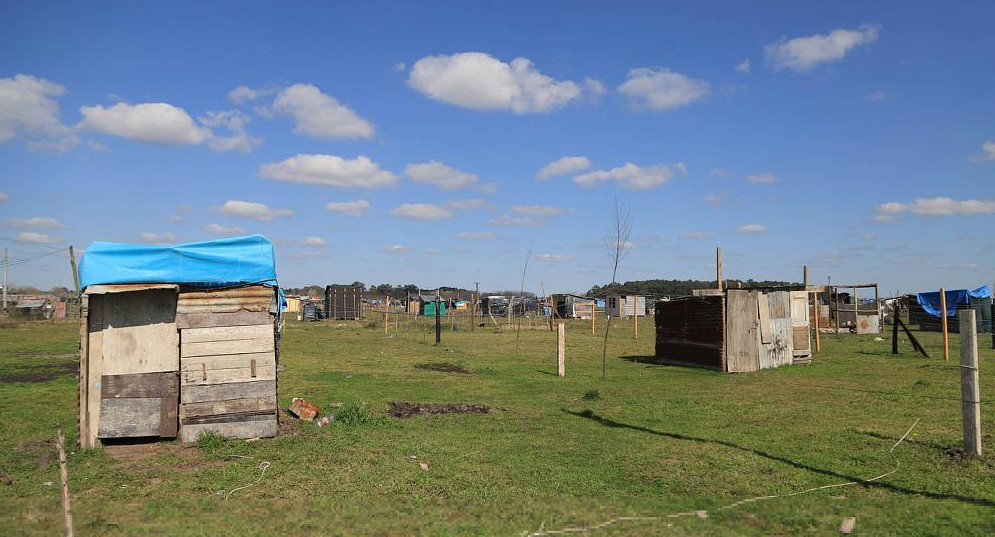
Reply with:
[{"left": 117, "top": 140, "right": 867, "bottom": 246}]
[
  {"left": 324, "top": 284, "right": 362, "bottom": 320},
  {"left": 77, "top": 235, "right": 280, "bottom": 448},
  {"left": 655, "top": 288, "right": 812, "bottom": 372}
]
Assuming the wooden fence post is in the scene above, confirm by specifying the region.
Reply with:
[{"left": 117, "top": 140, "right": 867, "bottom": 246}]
[
  {"left": 959, "top": 309, "right": 982, "bottom": 456},
  {"left": 557, "top": 323, "right": 565, "bottom": 377},
  {"left": 940, "top": 287, "right": 949, "bottom": 362},
  {"left": 56, "top": 428, "right": 74, "bottom": 537}
]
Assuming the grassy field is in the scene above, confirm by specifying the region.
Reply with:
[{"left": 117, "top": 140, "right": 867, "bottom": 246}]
[{"left": 1, "top": 315, "right": 993, "bottom": 536}]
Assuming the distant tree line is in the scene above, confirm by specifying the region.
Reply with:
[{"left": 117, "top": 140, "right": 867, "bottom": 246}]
[{"left": 587, "top": 278, "right": 799, "bottom": 299}]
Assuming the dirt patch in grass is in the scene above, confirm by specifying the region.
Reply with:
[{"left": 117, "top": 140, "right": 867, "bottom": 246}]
[
  {"left": 387, "top": 401, "right": 490, "bottom": 418},
  {"left": 414, "top": 361, "right": 471, "bottom": 374},
  {"left": 1, "top": 359, "right": 77, "bottom": 383}
]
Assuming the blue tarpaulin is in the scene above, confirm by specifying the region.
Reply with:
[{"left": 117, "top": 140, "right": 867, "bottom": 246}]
[
  {"left": 80, "top": 235, "right": 278, "bottom": 290},
  {"left": 916, "top": 286, "right": 990, "bottom": 317}
]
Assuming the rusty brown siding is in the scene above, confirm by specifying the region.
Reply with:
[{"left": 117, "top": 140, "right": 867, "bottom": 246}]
[{"left": 654, "top": 296, "right": 725, "bottom": 370}]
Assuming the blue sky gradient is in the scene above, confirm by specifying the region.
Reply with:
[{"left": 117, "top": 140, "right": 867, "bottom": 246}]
[{"left": 1, "top": 1, "right": 993, "bottom": 294}]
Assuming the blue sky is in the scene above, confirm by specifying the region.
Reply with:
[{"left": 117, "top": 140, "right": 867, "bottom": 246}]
[{"left": 1, "top": 1, "right": 993, "bottom": 295}]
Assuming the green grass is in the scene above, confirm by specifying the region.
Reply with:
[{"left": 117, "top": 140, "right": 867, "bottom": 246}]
[{"left": 1, "top": 317, "right": 994, "bottom": 535}]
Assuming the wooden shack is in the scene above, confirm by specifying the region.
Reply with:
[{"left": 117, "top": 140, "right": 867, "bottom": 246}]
[
  {"left": 551, "top": 294, "right": 596, "bottom": 319},
  {"left": 607, "top": 294, "right": 645, "bottom": 319},
  {"left": 654, "top": 289, "right": 811, "bottom": 372},
  {"left": 77, "top": 235, "right": 280, "bottom": 448}
]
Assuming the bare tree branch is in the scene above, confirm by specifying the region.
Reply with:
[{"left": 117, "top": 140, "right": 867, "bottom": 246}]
[{"left": 602, "top": 196, "right": 632, "bottom": 378}]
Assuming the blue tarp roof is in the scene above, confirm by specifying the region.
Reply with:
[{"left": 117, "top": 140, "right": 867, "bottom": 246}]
[
  {"left": 80, "top": 235, "right": 278, "bottom": 290},
  {"left": 916, "top": 286, "right": 990, "bottom": 317}
]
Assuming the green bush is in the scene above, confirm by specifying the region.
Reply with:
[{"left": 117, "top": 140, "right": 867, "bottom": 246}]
[
  {"left": 195, "top": 429, "right": 227, "bottom": 455},
  {"left": 334, "top": 402, "right": 391, "bottom": 426},
  {"left": 582, "top": 389, "right": 601, "bottom": 401}
]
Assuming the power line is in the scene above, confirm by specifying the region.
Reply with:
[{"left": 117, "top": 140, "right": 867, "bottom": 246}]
[{"left": 0, "top": 235, "right": 67, "bottom": 251}]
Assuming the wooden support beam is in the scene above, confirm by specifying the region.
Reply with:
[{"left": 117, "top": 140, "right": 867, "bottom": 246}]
[
  {"left": 557, "top": 323, "right": 565, "bottom": 377},
  {"left": 716, "top": 247, "right": 723, "bottom": 291}
]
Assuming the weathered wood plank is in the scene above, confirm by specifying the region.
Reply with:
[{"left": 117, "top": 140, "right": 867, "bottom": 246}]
[
  {"left": 100, "top": 290, "right": 179, "bottom": 376},
  {"left": 180, "top": 352, "right": 274, "bottom": 372},
  {"left": 180, "top": 416, "right": 277, "bottom": 442},
  {"left": 180, "top": 396, "right": 277, "bottom": 419},
  {"left": 181, "top": 324, "right": 273, "bottom": 343},
  {"left": 86, "top": 296, "right": 104, "bottom": 448},
  {"left": 176, "top": 310, "right": 272, "bottom": 330},
  {"left": 101, "top": 372, "right": 178, "bottom": 398},
  {"left": 726, "top": 290, "right": 759, "bottom": 373},
  {"left": 181, "top": 410, "right": 277, "bottom": 425},
  {"left": 757, "top": 293, "right": 773, "bottom": 344},
  {"left": 180, "top": 337, "right": 274, "bottom": 358},
  {"left": 98, "top": 398, "right": 161, "bottom": 438},
  {"left": 175, "top": 303, "right": 271, "bottom": 314},
  {"left": 85, "top": 283, "right": 178, "bottom": 295},
  {"left": 178, "top": 286, "right": 274, "bottom": 300},
  {"left": 180, "top": 362, "right": 276, "bottom": 385},
  {"left": 78, "top": 296, "right": 90, "bottom": 449},
  {"left": 180, "top": 380, "right": 276, "bottom": 404}
]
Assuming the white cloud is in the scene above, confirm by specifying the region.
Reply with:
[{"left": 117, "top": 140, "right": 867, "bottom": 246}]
[
  {"left": 3, "top": 216, "right": 60, "bottom": 228},
  {"left": 970, "top": 141, "right": 995, "bottom": 162},
  {"left": 384, "top": 244, "right": 410, "bottom": 254},
  {"left": 584, "top": 78, "right": 607, "bottom": 102},
  {"left": 0, "top": 190, "right": 7, "bottom": 202},
  {"left": 456, "top": 232, "right": 497, "bottom": 240},
  {"left": 537, "top": 253, "right": 575, "bottom": 263},
  {"left": 0, "top": 74, "right": 78, "bottom": 151},
  {"left": 303, "top": 236, "right": 327, "bottom": 247},
  {"left": 680, "top": 231, "right": 714, "bottom": 240},
  {"left": 78, "top": 102, "right": 211, "bottom": 145},
  {"left": 213, "top": 200, "right": 293, "bottom": 221},
  {"left": 574, "top": 162, "right": 686, "bottom": 190},
  {"left": 325, "top": 200, "right": 371, "bottom": 217},
  {"left": 536, "top": 156, "right": 591, "bottom": 179},
  {"left": 408, "top": 52, "right": 587, "bottom": 113},
  {"left": 617, "top": 68, "right": 710, "bottom": 111},
  {"left": 272, "top": 83, "right": 374, "bottom": 139},
  {"left": 746, "top": 172, "right": 776, "bottom": 184},
  {"left": 511, "top": 205, "right": 565, "bottom": 216},
  {"left": 404, "top": 161, "right": 483, "bottom": 190},
  {"left": 872, "top": 214, "right": 895, "bottom": 223},
  {"left": 876, "top": 197, "right": 995, "bottom": 217},
  {"left": 228, "top": 85, "right": 275, "bottom": 105},
  {"left": 258, "top": 154, "right": 397, "bottom": 188},
  {"left": 204, "top": 223, "right": 244, "bottom": 235},
  {"left": 765, "top": 24, "right": 880, "bottom": 72},
  {"left": 489, "top": 214, "right": 542, "bottom": 227},
  {"left": 863, "top": 90, "right": 888, "bottom": 103},
  {"left": 392, "top": 62, "right": 407, "bottom": 72},
  {"left": 18, "top": 231, "right": 61, "bottom": 244},
  {"left": 390, "top": 203, "right": 454, "bottom": 221},
  {"left": 738, "top": 224, "right": 766, "bottom": 234},
  {"left": 445, "top": 198, "right": 487, "bottom": 210},
  {"left": 199, "top": 110, "right": 261, "bottom": 152},
  {"left": 138, "top": 232, "right": 177, "bottom": 244},
  {"left": 735, "top": 59, "right": 751, "bottom": 73}
]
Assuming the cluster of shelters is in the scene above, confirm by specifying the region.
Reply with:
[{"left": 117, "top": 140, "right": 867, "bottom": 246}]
[{"left": 77, "top": 235, "right": 281, "bottom": 448}]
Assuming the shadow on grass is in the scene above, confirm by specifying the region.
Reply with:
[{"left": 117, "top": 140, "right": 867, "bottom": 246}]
[{"left": 564, "top": 409, "right": 995, "bottom": 508}]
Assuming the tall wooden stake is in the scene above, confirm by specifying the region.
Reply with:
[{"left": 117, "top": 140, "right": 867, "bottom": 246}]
[
  {"left": 634, "top": 301, "right": 639, "bottom": 339},
  {"left": 940, "top": 287, "right": 949, "bottom": 362},
  {"left": 813, "top": 292, "right": 821, "bottom": 352},
  {"left": 384, "top": 295, "right": 389, "bottom": 334},
  {"left": 435, "top": 298, "right": 441, "bottom": 346},
  {"left": 716, "top": 247, "right": 723, "bottom": 291},
  {"left": 557, "top": 323, "right": 565, "bottom": 377},
  {"left": 2, "top": 247, "right": 7, "bottom": 314},
  {"left": 591, "top": 302, "right": 595, "bottom": 335},
  {"left": 803, "top": 265, "right": 809, "bottom": 288},
  {"left": 959, "top": 309, "right": 982, "bottom": 456},
  {"left": 56, "top": 428, "right": 74, "bottom": 537}
]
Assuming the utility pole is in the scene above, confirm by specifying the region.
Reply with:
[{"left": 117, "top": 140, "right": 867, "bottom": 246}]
[{"left": 69, "top": 245, "right": 80, "bottom": 293}]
